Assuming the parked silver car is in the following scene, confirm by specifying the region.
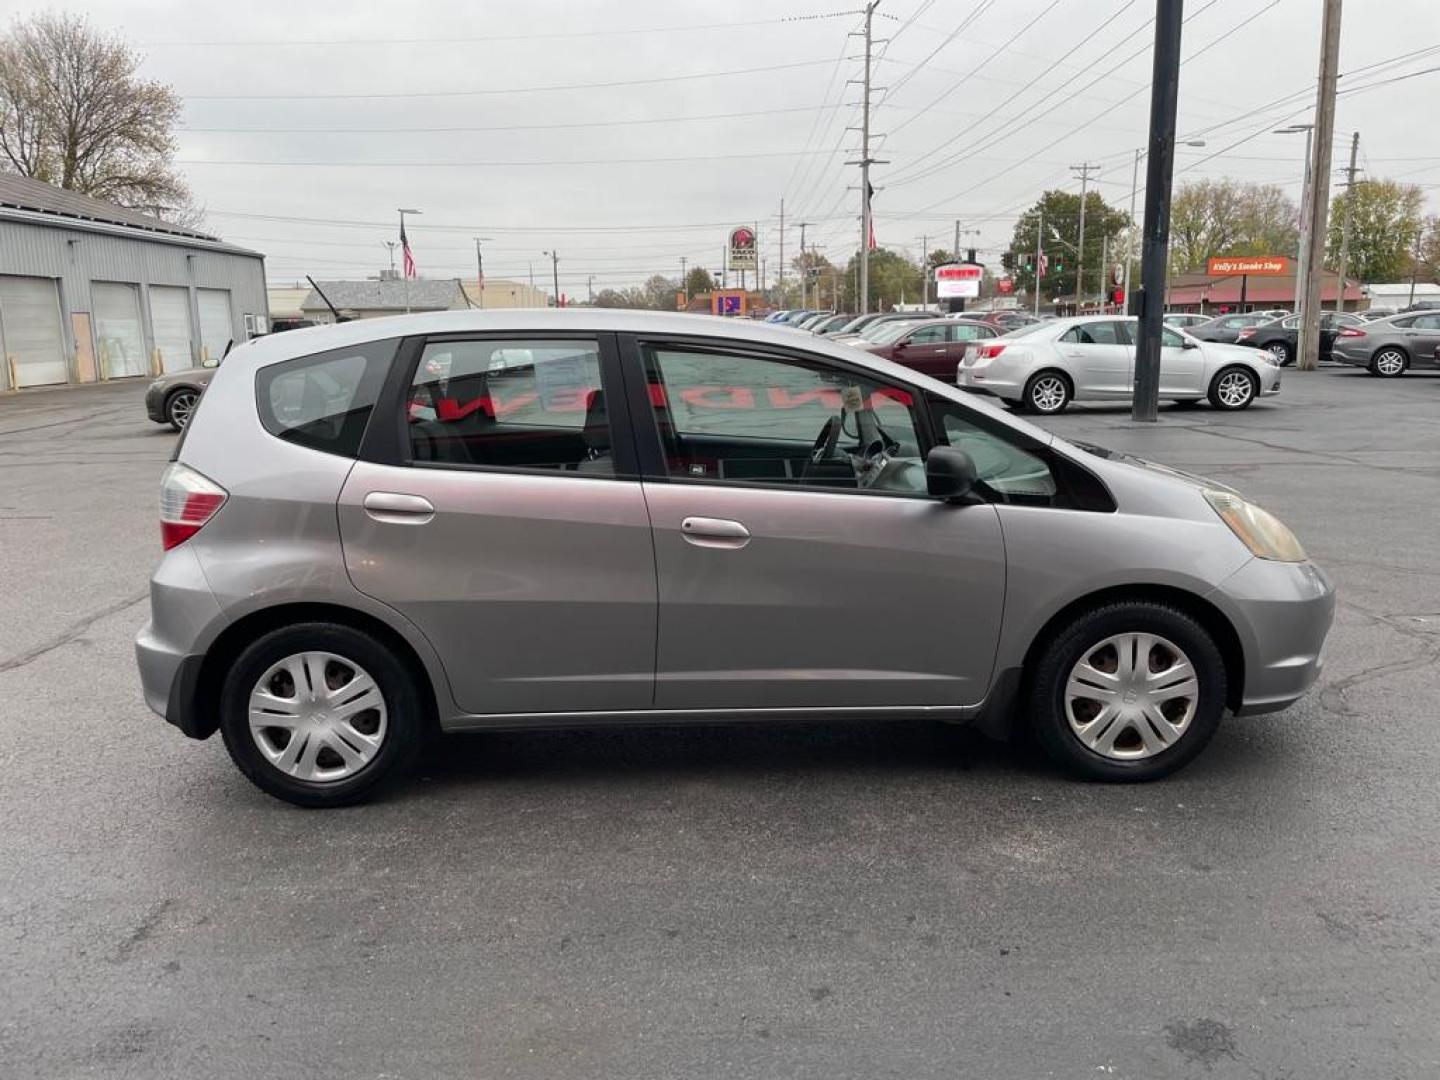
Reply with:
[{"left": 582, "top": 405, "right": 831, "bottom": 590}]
[
  {"left": 1329, "top": 310, "right": 1440, "bottom": 376},
  {"left": 958, "top": 316, "right": 1282, "bottom": 414},
  {"left": 136, "top": 311, "right": 1333, "bottom": 806}
]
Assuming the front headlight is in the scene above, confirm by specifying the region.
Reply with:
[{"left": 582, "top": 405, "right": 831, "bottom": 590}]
[{"left": 1204, "top": 490, "right": 1306, "bottom": 562}]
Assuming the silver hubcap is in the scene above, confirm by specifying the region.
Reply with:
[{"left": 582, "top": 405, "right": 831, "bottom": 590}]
[
  {"left": 1376, "top": 351, "right": 1404, "bottom": 375},
  {"left": 1031, "top": 376, "right": 1067, "bottom": 412},
  {"left": 1065, "top": 633, "right": 1199, "bottom": 760},
  {"left": 1216, "top": 371, "right": 1254, "bottom": 407},
  {"left": 168, "top": 391, "right": 198, "bottom": 426},
  {"left": 1267, "top": 343, "right": 1288, "bottom": 363},
  {"left": 248, "top": 652, "right": 387, "bottom": 783}
]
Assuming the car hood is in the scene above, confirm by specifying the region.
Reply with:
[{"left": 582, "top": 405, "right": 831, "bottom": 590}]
[{"left": 1069, "top": 440, "right": 1239, "bottom": 496}]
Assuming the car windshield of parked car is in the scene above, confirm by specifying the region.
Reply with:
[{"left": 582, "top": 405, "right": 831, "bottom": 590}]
[
  {"left": 999, "top": 322, "right": 1055, "bottom": 340},
  {"left": 866, "top": 320, "right": 924, "bottom": 344}
]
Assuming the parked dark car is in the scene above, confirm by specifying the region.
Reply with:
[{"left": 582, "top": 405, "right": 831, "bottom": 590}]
[
  {"left": 1235, "top": 311, "right": 1365, "bottom": 365},
  {"left": 853, "top": 318, "right": 999, "bottom": 380},
  {"left": 811, "top": 313, "right": 857, "bottom": 335},
  {"left": 1330, "top": 311, "right": 1440, "bottom": 376},
  {"left": 829, "top": 310, "right": 943, "bottom": 344},
  {"left": 145, "top": 364, "right": 217, "bottom": 431},
  {"left": 1189, "top": 312, "right": 1287, "bottom": 345}
]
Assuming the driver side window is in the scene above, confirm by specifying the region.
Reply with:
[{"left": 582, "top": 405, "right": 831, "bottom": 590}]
[{"left": 642, "top": 345, "right": 925, "bottom": 494}]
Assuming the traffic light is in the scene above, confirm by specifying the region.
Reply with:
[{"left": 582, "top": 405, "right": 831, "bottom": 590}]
[{"left": 1001, "top": 251, "right": 1015, "bottom": 272}]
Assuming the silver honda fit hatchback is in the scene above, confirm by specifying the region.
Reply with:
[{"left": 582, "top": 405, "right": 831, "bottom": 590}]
[{"left": 136, "top": 310, "right": 1334, "bottom": 807}]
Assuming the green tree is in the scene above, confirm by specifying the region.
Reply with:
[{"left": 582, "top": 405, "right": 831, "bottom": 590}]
[
  {"left": 1009, "top": 190, "right": 1129, "bottom": 302},
  {"left": 1168, "top": 179, "right": 1298, "bottom": 272},
  {"left": 683, "top": 266, "right": 714, "bottom": 298},
  {"left": 0, "top": 13, "right": 194, "bottom": 222},
  {"left": 1326, "top": 179, "right": 1425, "bottom": 284},
  {"left": 790, "top": 250, "right": 836, "bottom": 308},
  {"left": 641, "top": 274, "right": 678, "bottom": 310},
  {"left": 835, "top": 248, "right": 924, "bottom": 311}
]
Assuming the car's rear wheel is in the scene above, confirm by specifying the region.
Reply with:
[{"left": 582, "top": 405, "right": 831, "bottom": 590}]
[
  {"left": 1022, "top": 370, "right": 1072, "bottom": 414},
  {"left": 1208, "top": 366, "right": 1258, "bottom": 410},
  {"left": 219, "top": 622, "right": 423, "bottom": 807},
  {"left": 164, "top": 388, "right": 200, "bottom": 431},
  {"left": 1369, "top": 348, "right": 1407, "bottom": 377},
  {"left": 1265, "top": 341, "right": 1293, "bottom": 366},
  {"left": 1028, "top": 602, "right": 1225, "bottom": 781}
]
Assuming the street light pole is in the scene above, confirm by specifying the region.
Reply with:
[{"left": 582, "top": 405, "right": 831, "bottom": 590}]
[
  {"left": 472, "top": 236, "right": 492, "bottom": 309},
  {"left": 1123, "top": 139, "right": 1206, "bottom": 314},
  {"left": 383, "top": 241, "right": 397, "bottom": 277},
  {"left": 1296, "top": 0, "right": 1343, "bottom": 370},
  {"left": 543, "top": 250, "right": 561, "bottom": 307}
]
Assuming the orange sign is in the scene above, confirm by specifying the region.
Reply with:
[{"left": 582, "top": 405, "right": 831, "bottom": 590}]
[{"left": 1206, "top": 256, "right": 1291, "bottom": 276}]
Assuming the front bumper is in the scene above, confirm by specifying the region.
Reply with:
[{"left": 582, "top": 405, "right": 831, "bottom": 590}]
[
  {"left": 1329, "top": 344, "right": 1370, "bottom": 367},
  {"left": 144, "top": 382, "right": 169, "bottom": 423},
  {"left": 1214, "top": 557, "right": 1335, "bottom": 716},
  {"left": 134, "top": 544, "right": 226, "bottom": 738}
]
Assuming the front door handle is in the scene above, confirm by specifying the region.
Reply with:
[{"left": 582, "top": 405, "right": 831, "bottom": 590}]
[
  {"left": 363, "top": 491, "right": 435, "bottom": 524},
  {"left": 680, "top": 516, "right": 751, "bottom": 549}
]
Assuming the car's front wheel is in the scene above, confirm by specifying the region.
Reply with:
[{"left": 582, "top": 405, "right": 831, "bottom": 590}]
[
  {"left": 1028, "top": 602, "right": 1225, "bottom": 781},
  {"left": 164, "top": 388, "right": 200, "bottom": 431},
  {"left": 1369, "top": 348, "right": 1407, "bottom": 377},
  {"left": 1022, "top": 370, "right": 1072, "bottom": 414},
  {"left": 219, "top": 622, "right": 424, "bottom": 807},
  {"left": 1208, "top": 366, "right": 1258, "bottom": 410}
]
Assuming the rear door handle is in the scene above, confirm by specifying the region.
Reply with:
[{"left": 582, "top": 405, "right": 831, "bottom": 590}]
[
  {"left": 363, "top": 491, "right": 435, "bottom": 524},
  {"left": 680, "top": 516, "right": 750, "bottom": 549}
]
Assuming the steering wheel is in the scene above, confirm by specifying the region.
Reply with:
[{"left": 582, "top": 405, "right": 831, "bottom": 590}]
[{"left": 809, "top": 415, "right": 842, "bottom": 464}]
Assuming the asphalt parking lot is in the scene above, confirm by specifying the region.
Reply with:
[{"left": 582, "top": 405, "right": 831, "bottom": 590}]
[{"left": 1, "top": 367, "right": 1437, "bottom": 1079}]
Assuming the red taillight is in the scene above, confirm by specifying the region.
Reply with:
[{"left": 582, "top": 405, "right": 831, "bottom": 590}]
[
  {"left": 160, "top": 463, "right": 227, "bottom": 550},
  {"left": 1338, "top": 326, "right": 1366, "bottom": 337},
  {"left": 978, "top": 343, "right": 1008, "bottom": 359}
]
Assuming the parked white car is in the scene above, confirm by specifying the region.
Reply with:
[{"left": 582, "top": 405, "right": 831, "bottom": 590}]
[{"left": 958, "top": 316, "right": 1282, "bottom": 414}]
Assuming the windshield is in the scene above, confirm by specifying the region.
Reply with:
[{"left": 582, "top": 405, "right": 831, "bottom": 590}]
[
  {"left": 999, "top": 322, "right": 1056, "bottom": 340},
  {"left": 866, "top": 320, "right": 924, "bottom": 344}
]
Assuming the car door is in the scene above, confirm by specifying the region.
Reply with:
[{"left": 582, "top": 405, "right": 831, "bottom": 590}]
[
  {"left": 1406, "top": 313, "right": 1440, "bottom": 364},
  {"left": 1057, "top": 320, "right": 1132, "bottom": 397},
  {"left": 1157, "top": 325, "right": 1206, "bottom": 396},
  {"left": 337, "top": 333, "right": 658, "bottom": 716},
  {"left": 622, "top": 336, "right": 1007, "bottom": 711},
  {"left": 890, "top": 322, "right": 954, "bottom": 378}
]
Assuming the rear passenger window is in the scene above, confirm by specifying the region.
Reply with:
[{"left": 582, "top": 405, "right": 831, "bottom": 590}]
[
  {"left": 256, "top": 339, "right": 395, "bottom": 457},
  {"left": 407, "top": 339, "right": 613, "bottom": 474}
]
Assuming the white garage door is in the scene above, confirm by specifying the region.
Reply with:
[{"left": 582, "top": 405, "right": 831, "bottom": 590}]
[
  {"left": 93, "top": 282, "right": 147, "bottom": 379},
  {"left": 197, "top": 289, "right": 233, "bottom": 364},
  {"left": 149, "top": 286, "right": 194, "bottom": 372},
  {"left": 0, "top": 275, "right": 68, "bottom": 388}
]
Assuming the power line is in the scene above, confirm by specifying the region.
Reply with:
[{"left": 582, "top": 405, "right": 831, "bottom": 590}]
[
  {"left": 178, "top": 149, "right": 852, "bottom": 168},
  {"left": 877, "top": 0, "right": 1000, "bottom": 108},
  {"left": 182, "top": 56, "right": 838, "bottom": 100}
]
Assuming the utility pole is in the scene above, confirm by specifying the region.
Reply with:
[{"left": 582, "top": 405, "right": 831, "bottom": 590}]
[
  {"left": 1124, "top": 148, "right": 1140, "bottom": 313},
  {"left": 1297, "top": 0, "right": 1343, "bottom": 370},
  {"left": 587, "top": 275, "right": 595, "bottom": 305},
  {"left": 1101, "top": 235, "right": 1110, "bottom": 310},
  {"left": 778, "top": 199, "right": 786, "bottom": 302},
  {"left": 1409, "top": 231, "right": 1422, "bottom": 307},
  {"left": 543, "top": 250, "right": 560, "bottom": 307},
  {"left": 847, "top": 1, "right": 885, "bottom": 315},
  {"left": 680, "top": 256, "right": 688, "bottom": 306},
  {"left": 1034, "top": 207, "right": 1045, "bottom": 317},
  {"left": 954, "top": 220, "right": 961, "bottom": 259},
  {"left": 798, "top": 222, "right": 810, "bottom": 307},
  {"left": 1131, "top": 0, "right": 1184, "bottom": 423},
  {"left": 1335, "top": 131, "right": 1360, "bottom": 314},
  {"left": 472, "top": 236, "right": 491, "bottom": 309},
  {"left": 917, "top": 235, "right": 929, "bottom": 307},
  {"left": 1071, "top": 163, "right": 1100, "bottom": 311}
]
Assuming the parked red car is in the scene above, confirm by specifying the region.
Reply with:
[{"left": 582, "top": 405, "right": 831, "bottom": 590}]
[{"left": 853, "top": 318, "right": 999, "bottom": 381}]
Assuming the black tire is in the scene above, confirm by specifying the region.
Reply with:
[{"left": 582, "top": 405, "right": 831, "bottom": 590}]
[
  {"left": 1368, "top": 347, "right": 1408, "bottom": 377},
  {"left": 1263, "top": 340, "right": 1293, "bottom": 366},
  {"left": 1207, "top": 365, "right": 1258, "bottom": 410},
  {"left": 219, "top": 622, "right": 424, "bottom": 807},
  {"left": 1027, "top": 602, "right": 1225, "bottom": 782},
  {"left": 1021, "top": 370, "right": 1072, "bottom": 415},
  {"left": 163, "top": 387, "right": 201, "bottom": 431}
]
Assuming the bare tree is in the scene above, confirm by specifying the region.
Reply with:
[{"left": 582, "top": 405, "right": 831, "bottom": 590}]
[
  {"left": 0, "top": 13, "right": 195, "bottom": 224},
  {"left": 1168, "top": 179, "right": 1299, "bottom": 272}
]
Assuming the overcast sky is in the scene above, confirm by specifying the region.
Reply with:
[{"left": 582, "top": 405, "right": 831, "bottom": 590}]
[{"left": 54, "top": 0, "right": 1440, "bottom": 292}]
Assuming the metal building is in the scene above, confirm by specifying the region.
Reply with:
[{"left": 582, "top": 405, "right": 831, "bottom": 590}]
[{"left": 0, "top": 175, "right": 267, "bottom": 390}]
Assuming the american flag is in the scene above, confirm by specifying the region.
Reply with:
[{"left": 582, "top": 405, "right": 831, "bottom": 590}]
[
  {"left": 1037, "top": 253, "right": 1049, "bottom": 279},
  {"left": 401, "top": 220, "right": 417, "bottom": 279},
  {"left": 866, "top": 181, "right": 877, "bottom": 251}
]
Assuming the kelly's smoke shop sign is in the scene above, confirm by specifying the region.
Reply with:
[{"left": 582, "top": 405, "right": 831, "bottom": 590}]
[
  {"left": 1206, "top": 256, "right": 1291, "bottom": 276},
  {"left": 729, "top": 226, "right": 757, "bottom": 271}
]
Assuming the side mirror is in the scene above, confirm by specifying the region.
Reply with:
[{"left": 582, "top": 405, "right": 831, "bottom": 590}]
[
  {"left": 926, "top": 446, "right": 979, "bottom": 503},
  {"left": 1182, "top": 338, "right": 1199, "bottom": 349},
  {"left": 892, "top": 339, "right": 908, "bottom": 350}
]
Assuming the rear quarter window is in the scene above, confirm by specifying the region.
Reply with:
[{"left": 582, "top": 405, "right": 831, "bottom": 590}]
[{"left": 255, "top": 339, "right": 397, "bottom": 457}]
